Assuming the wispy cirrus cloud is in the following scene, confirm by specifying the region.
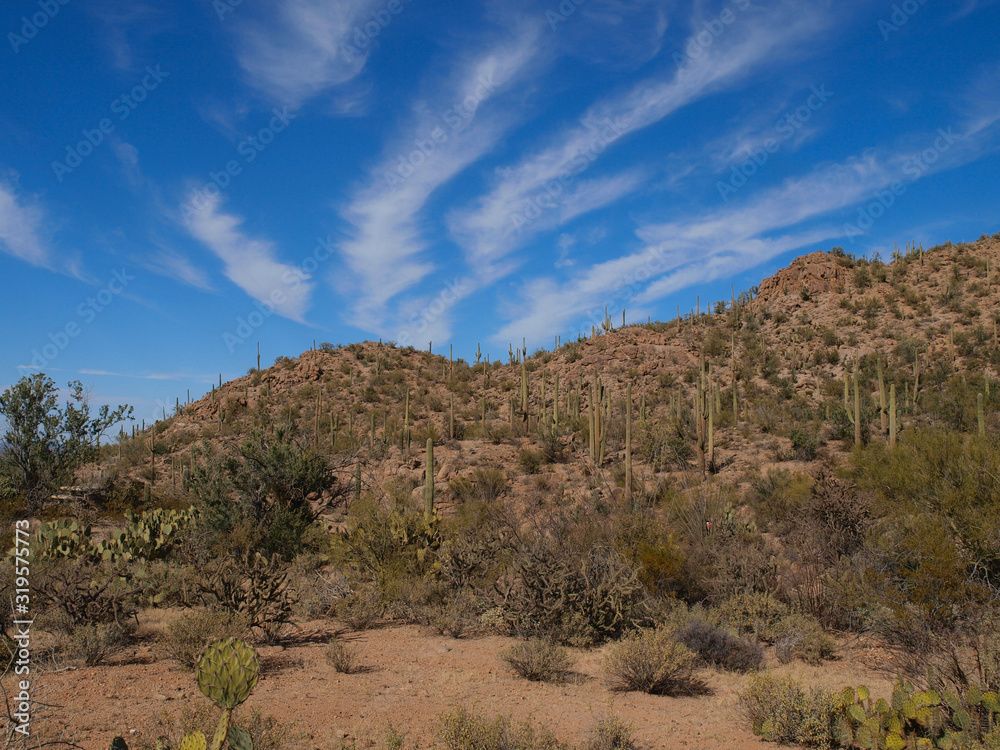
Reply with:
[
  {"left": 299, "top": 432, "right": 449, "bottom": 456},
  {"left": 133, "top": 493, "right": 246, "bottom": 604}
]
[
  {"left": 450, "top": 1, "right": 835, "bottom": 268},
  {"left": 231, "top": 0, "right": 383, "bottom": 107},
  {"left": 140, "top": 243, "right": 213, "bottom": 291},
  {"left": 336, "top": 24, "right": 547, "bottom": 337},
  {"left": 182, "top": 193, "right": 313, "bottom": 321},
  {"left": 0, "top": 179, "right": 50, "bottom": 269},
  {"left": 496, "top": 103, "right": 1000, "bottom": 345}
]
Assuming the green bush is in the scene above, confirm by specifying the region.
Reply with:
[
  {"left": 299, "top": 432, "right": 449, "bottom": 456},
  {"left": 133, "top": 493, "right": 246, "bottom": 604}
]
[
  {"left": 603, "top": 627, "right": 697, "bottom": 695},
  {"left": 501, "top": 639, "right": 574, "bottom": 683},
  {"left": 772, "top": 615, "right": 837, "bottom": 665},
  {"left": 585, "top": 715, "right": 637, "bottom": 750},
  {"left": 438, "top": 707, "right": 567, "bottom": 750},
  {"left": 738, "top": 672, "right": 837, "bottom": 748}
]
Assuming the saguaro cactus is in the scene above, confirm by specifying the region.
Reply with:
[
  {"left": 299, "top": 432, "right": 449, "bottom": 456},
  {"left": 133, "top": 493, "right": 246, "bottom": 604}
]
[
  {"left": 424, "top": 439, "right": 435, "bottom": 519},
  {"left": 889, "top": 383, "right": 898, "bottom": 449},
  {"left": 625, "top": 383, "right": 633, "bottom": 503}
]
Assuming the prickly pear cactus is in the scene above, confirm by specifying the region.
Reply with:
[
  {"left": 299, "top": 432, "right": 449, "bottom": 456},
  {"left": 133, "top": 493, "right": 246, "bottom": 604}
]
[
  {"left": 196, "top": 638, "right": 261, "bottom": 710},
  {"left": 226, "top": 725, "right": 253, "bottom": 750},
  {"left": 178, "top": 732, "right": 207, "bottom": 750}
]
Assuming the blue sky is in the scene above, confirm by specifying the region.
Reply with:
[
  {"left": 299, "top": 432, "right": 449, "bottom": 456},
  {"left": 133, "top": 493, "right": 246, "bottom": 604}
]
[{"left": 1, "top": 0, "right": 999, "bottom": 423}]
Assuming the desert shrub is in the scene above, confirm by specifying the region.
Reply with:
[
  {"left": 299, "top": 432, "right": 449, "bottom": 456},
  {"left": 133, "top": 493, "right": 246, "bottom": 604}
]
[
  {"left": 163, "top": 608, "right": 251, "bottom": 668},
  {"left": 586, "top": 715, "right": 637, "bottom": 750},
  {"left": 197, "top": 552, "right": 296, "bottom": 630},
  {"left": 714, "top": 591, "right": 789, "bottom": 643},
  {"left": 772, "top": 615, "right": 837, "bottom": 665},
  {"left": 184, "top": 426, "right": 336, "bottom": 561},
  {"left": 32, "top": 557, "right": 140, "bottom": 633},
  {"left": 745, "top": 470, "right": 813, "bottom": 535},
  {"left": 678, "top": 620, "right": 764, "bottom": 673},
  {"left": 603, "top": 627, "right": 698, "bottom": 695},
  {"left": 67, "top": 621, "right": 133, "bottom": 666},
  {"left": 429, "top": 591, "right": 480, "bottom": 638},
  {"left": 738, "top": 672, "right": 838, "bottom": 748},
  {"left": 518, "top": 448, "right": 545, "bottom": 475},
  {"left": 438, "top": 707, "right": 566, "bottom": 750},
  {"left": 325, "top": 640, "right": 367, "bottom": 674},
  {"left": 501, "top": 639, "right": 573, "bottom": 682},
  {"left": 788, "top": 428, "right": 818, "bottom": 461},
  {"left": 637, "top": 421, "right": 693, "bottom": 472},
  {"left": 335, "top": 583, "right": 387, "bottom": 630},
  {"left": 333, "top": 498, "right": 436, "bottom": 594},
  {"left": 449, "top": 468, "right": 509, "bottom": 504}
]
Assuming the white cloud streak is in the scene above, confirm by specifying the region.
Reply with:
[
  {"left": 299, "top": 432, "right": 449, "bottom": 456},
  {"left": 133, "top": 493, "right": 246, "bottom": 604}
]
[
  {"left": 232, "top": 0, "right": 383, "bottom": 107},
  {"left": 0, "top": 180, "right": 50, "bottom": 268},
  {"left": 182, "top": 193, "right": 313, "bottom": 321},
  {"left": 336, "top": 25, "right": 545, "bottom": 337},
  {"left": 495, "top": 109, "right": 1000, "bottom": 346},
  {"left": 450, "top": 1, "right": 834, "bottom": 267}
]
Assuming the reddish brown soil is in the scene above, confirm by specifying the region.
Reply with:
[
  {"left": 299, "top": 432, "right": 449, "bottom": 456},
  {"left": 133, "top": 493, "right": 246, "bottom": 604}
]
[{"left": 23, "top": 620, "right": 894, "bottom": 750}]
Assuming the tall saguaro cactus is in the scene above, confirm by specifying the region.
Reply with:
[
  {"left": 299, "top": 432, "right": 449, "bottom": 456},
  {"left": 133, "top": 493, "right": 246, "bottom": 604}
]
[
  {"left": 424, "top": 439, "right": 435, "bottom": 519},
  {"left": 625, "top": 382, "right": 633, "bottom": 503},
  {"left": 889, "top": 383, "right": 898, "bottom": 449}
]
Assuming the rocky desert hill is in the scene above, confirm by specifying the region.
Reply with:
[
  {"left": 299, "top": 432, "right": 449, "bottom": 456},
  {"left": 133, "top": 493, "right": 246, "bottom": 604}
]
[{"left": 94, "top": 234, "right": 1000, "bottom": 521}]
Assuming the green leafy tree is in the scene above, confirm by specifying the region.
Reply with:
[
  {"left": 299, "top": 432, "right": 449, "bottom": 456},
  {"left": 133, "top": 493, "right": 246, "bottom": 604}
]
[
  {"left": 187, "top": 425, "right": 337, "bottom": 560},
  {"left": 0, "top": 373, "right": 133, "bottom": 510}
]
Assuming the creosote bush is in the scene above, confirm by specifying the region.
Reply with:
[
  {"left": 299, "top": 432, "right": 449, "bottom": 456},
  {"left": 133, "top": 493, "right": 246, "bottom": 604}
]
[
  {"left": 163, "top": 608, "right": 251, "bottom": 669},
  {"left": 603, "top": 627, "right": 698, "bottom": 695},
  {"left": 325, "top": 640, "right": 367, "bottom": 674},
  {"left": 586, "top": 715, "right": 637, "bottom": 750},
  {"left": 501, "top": 638, "right": 574, "bottom": 683},
  {"left": 438, "top": 706, "right": 567, "bottom": 750}
]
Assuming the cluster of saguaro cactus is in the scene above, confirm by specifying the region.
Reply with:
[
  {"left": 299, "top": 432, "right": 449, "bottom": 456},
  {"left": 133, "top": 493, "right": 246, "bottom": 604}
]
[
  {"left": 695, "top": 356, "right": 716, "bottom": 476},
  {"left": 588, "top": 375, "right": 608, "bottom": 464}
]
